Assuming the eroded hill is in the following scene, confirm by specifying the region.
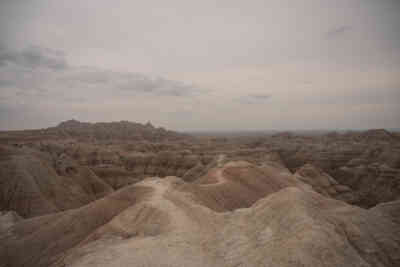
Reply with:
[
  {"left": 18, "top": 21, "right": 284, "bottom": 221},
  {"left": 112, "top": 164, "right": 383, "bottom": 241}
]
[{"left": 1, "top": 122, "right": 399, "bottom": 267}]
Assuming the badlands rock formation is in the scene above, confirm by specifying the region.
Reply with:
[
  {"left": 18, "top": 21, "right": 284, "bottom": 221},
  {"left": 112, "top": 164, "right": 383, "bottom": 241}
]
[
  {"left": 49, "top": 119, "right": 189, "bottom": 142},
  {"left": 0, "top": 121, "right": 399, "bottom": 267},
  {"left": 0, "top": 145, "right": 113, "bottom": 218},
  {"left": 294, "top": 163, "right": 357, "bottom": 204},
  {"left": 2, "top": 172, "right": 400, "bottom": 267}
]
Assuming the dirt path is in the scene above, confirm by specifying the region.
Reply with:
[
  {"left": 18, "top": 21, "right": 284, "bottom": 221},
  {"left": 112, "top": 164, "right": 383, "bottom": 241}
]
[
  {"left": 200, "top": 155, "right": 252, "bottom": 187},
  {"left": 67, "top": 177, "right": 223, "bottom": 267},
  {"left": 199, "top": 154, "right": 226, "bottom": 187},
  {"left": 138, "top": 177, "right": 197, "bottom": 232}
]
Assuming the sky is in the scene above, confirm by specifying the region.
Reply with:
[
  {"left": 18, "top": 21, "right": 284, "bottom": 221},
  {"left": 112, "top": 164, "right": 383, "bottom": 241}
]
[{"left": 0, "top": 0, "right": 399, "bottom": 131}]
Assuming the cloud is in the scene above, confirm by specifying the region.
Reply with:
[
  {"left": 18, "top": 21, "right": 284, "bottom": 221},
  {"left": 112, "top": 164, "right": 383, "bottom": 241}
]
[
  {"left": 1, "top": 1, "right": 399, "bottom": 131},
  {"left": 0, "top": 44, "right": 68, "bottom": 70},
  {"left": 0, "top": 79, "right": 15, "bottom": 88},
  {"left": 0, "top": 45, "right": 206, "bottom": 113},
  {"left": 237, "top": 93, "right": 272, "bottom": 104},
  {"left": 60, "top": 96, "right": 87, "bottom": 103},
  {"left": 115, "top": 75, "right": 199, "bottom": 97},
  {"left": 324, "top": 26, "right": 352, "bottom": 39},
  {"left": 304, "top": 87, "right": 400, "bottom": 106}
]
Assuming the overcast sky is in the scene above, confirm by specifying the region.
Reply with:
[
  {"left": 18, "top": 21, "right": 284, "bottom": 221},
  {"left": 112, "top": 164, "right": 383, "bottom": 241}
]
[{"left": 0, "top": 0, "right": 399, "bottom": 131}]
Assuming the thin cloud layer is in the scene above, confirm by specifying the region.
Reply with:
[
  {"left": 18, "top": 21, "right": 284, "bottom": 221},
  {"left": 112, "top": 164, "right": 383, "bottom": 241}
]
[
  {"left": 0, "top": 44, "right": 210, "bottom": 129},
  {"left": 324, "top": 26, "right": 352, "bottom": 39},
  {"left": 0, "top": 45, "right": 67, "bottom": 70},
  {"left": 238, "top": 94, "right": 272, "bottom": 104},
  {"left": 0, "top": 45, "right": 203, "bottom": 101},
  {"left": 0, "top": 0, "right": 399, "bottom": 131}
]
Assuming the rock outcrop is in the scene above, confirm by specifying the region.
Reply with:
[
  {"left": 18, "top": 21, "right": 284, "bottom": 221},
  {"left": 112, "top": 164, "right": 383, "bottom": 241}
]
[
  {"left": 295, "top": 163, "right": 357, "bottom": 204},
  {"left": 1, "top": 173, "right": 399, "bottom": 267},
  {"left": 1, "top": 122, "right": 400, "bottom": 267},
  {"left": 0, "top": 145, "right": 113, "bottom": 218},
  {"left": 335, "top": 163, "right": 400, "bottom": 207},
  {"left": 51, "top": 120, "right": 188, "bottom": 142}
]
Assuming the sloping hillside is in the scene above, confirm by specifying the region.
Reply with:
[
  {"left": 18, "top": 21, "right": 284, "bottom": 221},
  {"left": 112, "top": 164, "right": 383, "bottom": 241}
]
[
  {"left": 0, "top": 145, "right": 113, "bottom": 217},
  {"left": 1, "top": 161, "right": 399, "bottom": 267}
]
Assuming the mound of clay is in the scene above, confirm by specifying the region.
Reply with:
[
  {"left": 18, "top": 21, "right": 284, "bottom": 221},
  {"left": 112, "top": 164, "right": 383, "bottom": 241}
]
[
  {"left": 335, "top": 163, "right": 400, "bottom": 207},
  {"left": 0, "top": 145, "right": 113, "bottom": 218},
  {"left": 0, "top": 184, "right": 151, "bottom": 267},
  {"left": 295, "top": 163, "right": 357, "bottom": 204},
  {"left": 183, "top": 158, "right": 308, "bottom": 211},
  {"left": 1, "top": 122, "right": 400, "bottom": 267},
  {"left": 2, "top": 175, "right": 399, "bottom": 267}
]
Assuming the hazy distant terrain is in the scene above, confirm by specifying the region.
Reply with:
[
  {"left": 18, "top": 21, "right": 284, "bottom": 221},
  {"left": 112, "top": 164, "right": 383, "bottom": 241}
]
[{"left": 1, "top": 120, "right": 399, "bottom": 267}]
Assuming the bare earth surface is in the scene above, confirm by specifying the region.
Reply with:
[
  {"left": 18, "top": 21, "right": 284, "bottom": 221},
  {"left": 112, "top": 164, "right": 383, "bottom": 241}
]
[
  {"left": 55, "top": 173, "right": 400, "bottom": 267},
  {"left": 61, "top": 177, "right": 224, "bottom": 267},
  {"left": 1, "top": 121, "right": 400, "bottom": 267}
]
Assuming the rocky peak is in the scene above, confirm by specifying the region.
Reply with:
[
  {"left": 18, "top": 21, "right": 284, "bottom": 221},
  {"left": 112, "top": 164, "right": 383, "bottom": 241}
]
[
  {"left": 57, "top": 119, "right": 83, "bottom": 128},
  {"left": 51, "top": 120, "right": 187, "bottom": 141},
  {"left": 145, "top": 121, "right": 154, "bottom": 129}
]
